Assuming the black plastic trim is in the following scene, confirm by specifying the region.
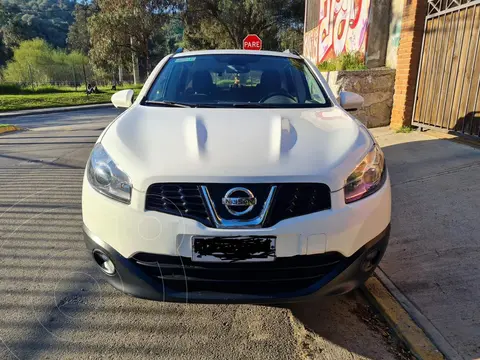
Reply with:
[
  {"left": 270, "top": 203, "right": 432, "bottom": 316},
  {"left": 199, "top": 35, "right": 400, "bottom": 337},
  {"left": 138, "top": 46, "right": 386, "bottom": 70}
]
[
  {"left": 83, "top": 224, "right": 390, "bottom": 304},
  {"left": 145, "top": 182, "right": 332, "bottom": 229}
]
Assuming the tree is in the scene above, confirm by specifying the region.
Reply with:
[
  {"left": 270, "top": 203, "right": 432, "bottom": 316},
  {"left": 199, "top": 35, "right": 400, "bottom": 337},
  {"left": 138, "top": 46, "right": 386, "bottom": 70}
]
[
  {"left": 88, "top": 0, "right": 182, "bottom": 82},
  {"left": 67, "top": 1, "right": 98, "bottom": 55},
  {"left": 0, "top": 3, "right": 11, "bottom": 65},
  {"left": 183, "top": 0, "right": 304, "bottom": 51},
  {"left": 163, "top": 17, "right": 184, "bottom": 54},
  {"left": 0, "top": 0, "right": 75, "bottom": 49}
]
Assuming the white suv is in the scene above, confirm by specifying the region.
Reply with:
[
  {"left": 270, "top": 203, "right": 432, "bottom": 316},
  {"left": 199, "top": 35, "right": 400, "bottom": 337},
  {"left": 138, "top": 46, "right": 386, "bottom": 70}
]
[{"left": 82, "top": 49, "right": 391, "bottom": 303}]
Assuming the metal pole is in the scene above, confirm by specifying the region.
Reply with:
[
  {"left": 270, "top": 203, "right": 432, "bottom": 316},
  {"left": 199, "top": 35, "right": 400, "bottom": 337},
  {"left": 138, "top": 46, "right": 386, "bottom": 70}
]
[
  {"left": 455, "top": 7, "right": 477, "bottom": 133},
  {"left": 303, "top": 0, "right": 308, "bottom": 55},
  {"left": 83, "top": 62, "right": 88, "bottom": 95},
  {"left": 424, "top": 14, "right": 448, "bottom": 126},
  {"left": 435, "top": 11, "right": 457, "bottom": 127},
  {"left": 421, "top": 15, "right": 444, "bottom": 125},
  {"left": 412, "top": 15, "right": 433, "bottom": 125},
  {"left": 462, "top": 5, "right": 480, "bottom": 135},
  {"left": 446, "top": 7, "right": 470, "bottom": 128},
  {"left": 440, "top": 9, "right": 462, "bottom": 129}
]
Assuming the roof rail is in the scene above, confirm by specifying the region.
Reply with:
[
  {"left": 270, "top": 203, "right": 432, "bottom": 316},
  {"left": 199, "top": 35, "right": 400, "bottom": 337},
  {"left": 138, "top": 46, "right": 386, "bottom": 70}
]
[
  {"left": 174, "top": 48, "right": 184, "bottom": 54},
  {"left": 283, "top": 49, "right": 300, "bottom": 56}
]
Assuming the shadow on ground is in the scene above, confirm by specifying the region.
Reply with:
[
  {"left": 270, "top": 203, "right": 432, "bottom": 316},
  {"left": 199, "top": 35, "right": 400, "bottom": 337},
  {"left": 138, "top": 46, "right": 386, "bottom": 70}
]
[
  {"left": 373, "top": 129, "right": 480, "bottom": 359},
  {"left": 288, "top": 292, "right": 413, "bottom": 360},
  {"left": 1, "top": 128, "right": 458, "bottom": 360}
]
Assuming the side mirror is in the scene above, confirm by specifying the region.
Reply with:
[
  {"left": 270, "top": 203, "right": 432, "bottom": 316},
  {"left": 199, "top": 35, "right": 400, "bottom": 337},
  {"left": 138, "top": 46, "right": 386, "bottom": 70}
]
[
  {"left": 111, "top": 89, "right": 134, "bottom": 108},
  {"left": 339, "top": 91, "right": 364, "bottom": 111}
]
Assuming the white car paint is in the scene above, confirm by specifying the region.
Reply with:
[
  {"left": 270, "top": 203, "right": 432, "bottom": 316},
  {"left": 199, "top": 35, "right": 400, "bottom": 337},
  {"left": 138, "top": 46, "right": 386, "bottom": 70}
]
[
  {"left": 100, "top": 106, "right": 372, "bottom": 191},
  {"left": 83, "top": 49, "right": 391, "bottom": 263}
]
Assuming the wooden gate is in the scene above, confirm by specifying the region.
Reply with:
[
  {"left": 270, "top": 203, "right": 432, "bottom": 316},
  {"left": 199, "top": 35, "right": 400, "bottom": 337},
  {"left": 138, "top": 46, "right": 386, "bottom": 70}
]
[{"left": 413, "top": 0, "right": 480, "bottom": 138}]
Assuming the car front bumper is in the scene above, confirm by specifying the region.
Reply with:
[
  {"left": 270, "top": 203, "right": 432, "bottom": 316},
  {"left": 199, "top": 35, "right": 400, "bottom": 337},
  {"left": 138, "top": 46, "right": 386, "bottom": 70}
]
[
  {"left": 82, "top": 170, "right": 391, "bottom": 303},
  {"left": 83, "top": 224, "right": 390, "bottom": 304},
  {"left": 82, "top": 174, "right": 391, "bottom": 260}
]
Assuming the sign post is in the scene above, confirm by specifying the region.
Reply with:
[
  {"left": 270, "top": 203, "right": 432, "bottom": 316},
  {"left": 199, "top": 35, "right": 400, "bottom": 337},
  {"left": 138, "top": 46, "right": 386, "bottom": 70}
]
[{"left": 243, "top": 34, "right": 262, "bottom": 51}]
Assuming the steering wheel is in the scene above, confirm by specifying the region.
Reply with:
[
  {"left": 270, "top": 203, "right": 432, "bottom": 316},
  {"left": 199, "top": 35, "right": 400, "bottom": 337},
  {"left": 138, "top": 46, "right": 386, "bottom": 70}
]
[{"left": 259, "top": 92, "right": 297, "bottom": 104}]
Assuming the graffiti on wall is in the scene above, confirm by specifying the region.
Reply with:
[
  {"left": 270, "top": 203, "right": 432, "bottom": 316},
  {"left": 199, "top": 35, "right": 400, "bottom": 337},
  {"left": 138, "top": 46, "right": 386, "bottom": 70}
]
[
  {"left": 304, "top": 0, "right": 371, "bottom": 64},
  {"left": 386, "top": 18, "right": 402, "bottom": 68}
]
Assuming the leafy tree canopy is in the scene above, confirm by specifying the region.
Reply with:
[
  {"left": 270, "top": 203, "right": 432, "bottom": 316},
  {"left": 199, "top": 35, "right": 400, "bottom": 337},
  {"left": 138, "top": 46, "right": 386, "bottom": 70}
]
[
  {"left": 88, "top": 0, "right": 182, "bottom": 74},
  {"left": 67, "top": 1, "right": 98, "bottom": 55},
  {"left": 183, "top": 0, "right": 304, "bottom": 51},
  {"left": 0, "top": 0, "right": 75, "bottom": 49}
]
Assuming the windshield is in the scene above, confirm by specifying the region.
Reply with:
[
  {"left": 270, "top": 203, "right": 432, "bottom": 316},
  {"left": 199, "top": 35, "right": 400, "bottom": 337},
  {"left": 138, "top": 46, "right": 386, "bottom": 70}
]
[{"left": 144, "top": 54, "right": 331, "bottom": 108}]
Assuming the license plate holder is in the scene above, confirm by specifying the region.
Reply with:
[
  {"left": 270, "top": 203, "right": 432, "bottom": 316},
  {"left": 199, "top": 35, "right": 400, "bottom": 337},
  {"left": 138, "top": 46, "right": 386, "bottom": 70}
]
[{"left": 192, "top": 236, "right": 276, "bottom": 263}]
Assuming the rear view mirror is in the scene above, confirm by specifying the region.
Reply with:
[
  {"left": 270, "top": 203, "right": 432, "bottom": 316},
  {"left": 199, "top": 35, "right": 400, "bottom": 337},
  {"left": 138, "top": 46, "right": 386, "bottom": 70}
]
[
  {"left": 226, "top": 65, "right": 250, "bottom": 73},
  {"left": 111, "top": 89, "right": 134, "bottom": 108},
  {"left": 339, "top": 91, "right": 364, "bottom": 111}
]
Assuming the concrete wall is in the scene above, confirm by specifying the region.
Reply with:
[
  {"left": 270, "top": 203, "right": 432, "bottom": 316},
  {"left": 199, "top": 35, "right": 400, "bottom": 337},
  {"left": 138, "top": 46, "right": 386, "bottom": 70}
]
[
  {"left": 321, "top": 69, "right": 397, "bottom": 127},
  {"left": 386, "top": 0, "right": 405, "bottom": 68},
  {"left": 365, "top": 0, "right": 391, "bottom": 68}
]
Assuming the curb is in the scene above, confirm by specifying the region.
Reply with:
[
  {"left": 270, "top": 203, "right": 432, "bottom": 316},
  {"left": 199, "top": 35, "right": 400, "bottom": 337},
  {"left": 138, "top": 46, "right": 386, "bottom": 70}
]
[
  {"left": 362, "top": 271, "right": 446, "bottom": 360},
  {"left": 0, "top": 103, "right": 114, "bottom": 119},
  {"left": 0, "top": 125, "right": 21, "bottom": 135}
]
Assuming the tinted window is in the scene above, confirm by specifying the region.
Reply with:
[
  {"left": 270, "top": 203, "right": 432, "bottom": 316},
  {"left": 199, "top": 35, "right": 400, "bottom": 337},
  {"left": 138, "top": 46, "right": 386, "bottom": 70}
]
[{"left": 145, "top": 54, "right": 331, "bottom": 108}]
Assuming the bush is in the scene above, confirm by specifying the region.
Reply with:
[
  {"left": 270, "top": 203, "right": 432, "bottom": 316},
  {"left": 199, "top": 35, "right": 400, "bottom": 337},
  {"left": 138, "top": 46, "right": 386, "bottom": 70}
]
[
  {"left": 2, "top": 39, "right": 90, "bottom": 87},
  {"left": 317, "top": 52, "right": 367, "bottom": 71},
  {"left": 0, "top": 84, "right": 23, "bottom": 95},
  {"left": 317, "top": 60, "right": 337, "bottom": 72}
]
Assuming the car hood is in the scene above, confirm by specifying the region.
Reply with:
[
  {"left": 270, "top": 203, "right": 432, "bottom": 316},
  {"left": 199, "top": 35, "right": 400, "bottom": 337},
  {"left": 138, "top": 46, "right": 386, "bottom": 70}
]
[{"left": 100, "top": 105, "right": 373, "bottom": 192}]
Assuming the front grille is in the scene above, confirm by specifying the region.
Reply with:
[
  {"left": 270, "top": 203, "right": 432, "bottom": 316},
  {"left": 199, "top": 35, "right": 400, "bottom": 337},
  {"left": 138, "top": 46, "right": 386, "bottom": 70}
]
[
  {"left": 145, "top": 183, "right": 331, "bottom": 228},
  {"left": 265, "top": 183, "right": 331, "bottom": 226},
  {"left": 131, "top": 252, "right": 344, "bottom": 295},
  {"left": 145, "top": 184, "right": 212, "bottom": 226}
]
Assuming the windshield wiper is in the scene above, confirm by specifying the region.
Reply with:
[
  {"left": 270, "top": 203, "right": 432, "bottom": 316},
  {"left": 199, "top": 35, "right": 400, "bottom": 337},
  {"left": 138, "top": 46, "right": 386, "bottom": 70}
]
[
  {"left": 143, "top": 100, "right": 219, "bottom": 108},
  {"left": 230, "top": 103, "right": 276, "bottom": 108},
  {"left": 143, "top": 100, "right": 192, "bottom": 108}
]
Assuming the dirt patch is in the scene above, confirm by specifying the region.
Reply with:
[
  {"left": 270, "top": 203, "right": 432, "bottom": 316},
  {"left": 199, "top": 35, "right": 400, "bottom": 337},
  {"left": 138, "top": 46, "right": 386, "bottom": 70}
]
[
  {"left": 289, "top": 291, "right": 415, "bottom": 360},
  {"left": 0, "top": 125, "right": 21, "bottom": 135},
  {"left": 351, "top": 294, "right": 415, "bottom": 360}
]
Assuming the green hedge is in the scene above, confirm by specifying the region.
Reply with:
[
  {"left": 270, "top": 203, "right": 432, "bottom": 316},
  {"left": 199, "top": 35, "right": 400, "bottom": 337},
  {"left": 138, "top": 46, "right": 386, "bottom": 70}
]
[{"left": 317, "top": 52, "right": 367, "bottom": 71}]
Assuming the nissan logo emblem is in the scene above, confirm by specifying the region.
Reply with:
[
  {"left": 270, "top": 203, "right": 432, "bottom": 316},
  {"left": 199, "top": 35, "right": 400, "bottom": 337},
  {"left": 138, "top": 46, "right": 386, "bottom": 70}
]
[{"left": 221, "top": 187, "right": 257, "bottom": 216}]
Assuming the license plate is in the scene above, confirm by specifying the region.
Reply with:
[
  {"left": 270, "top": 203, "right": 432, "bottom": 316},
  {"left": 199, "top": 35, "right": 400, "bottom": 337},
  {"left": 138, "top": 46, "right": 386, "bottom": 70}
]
[{"left": 192, "top": 236, "right": 276, "bottom": 263}]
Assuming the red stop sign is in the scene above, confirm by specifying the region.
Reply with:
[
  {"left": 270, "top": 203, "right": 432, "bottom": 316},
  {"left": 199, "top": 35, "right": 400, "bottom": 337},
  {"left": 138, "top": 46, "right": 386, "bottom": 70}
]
[{"left": 243, "top": 34, "right": 262, "bottom": 50}]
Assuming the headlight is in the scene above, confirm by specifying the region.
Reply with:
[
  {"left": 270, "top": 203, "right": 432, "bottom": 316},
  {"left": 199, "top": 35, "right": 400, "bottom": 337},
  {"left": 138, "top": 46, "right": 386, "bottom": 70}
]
[
  {"left": 344, "top": 144, "right": 386, "bottom": 204},
  {"left": 87, "top": 144, "right": 132, "bottom": 204}
]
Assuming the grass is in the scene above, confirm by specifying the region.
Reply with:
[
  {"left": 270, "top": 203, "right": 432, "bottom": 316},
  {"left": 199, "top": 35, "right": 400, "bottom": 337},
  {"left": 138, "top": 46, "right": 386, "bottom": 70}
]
[
  {"left": 0, "top": 83, "right": 144, "bottom": 95},
  {"left": 317, "top": 52, "right": 367, "bottom": 71},
  {"left": 0, "top": 85, "right": 143, "bottom": 112},
  {"left": 396, "top": 126, "right": 416, "bottom": 133}
]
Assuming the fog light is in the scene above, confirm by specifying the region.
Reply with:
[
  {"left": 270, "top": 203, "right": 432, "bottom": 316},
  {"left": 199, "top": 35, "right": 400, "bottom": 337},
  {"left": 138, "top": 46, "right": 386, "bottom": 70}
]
[
  {"left": 361, "top": 248, "right": 381, "bottom": 273},
  {"left": 93, "top": 249, "right": 116, "bottom": 275}
]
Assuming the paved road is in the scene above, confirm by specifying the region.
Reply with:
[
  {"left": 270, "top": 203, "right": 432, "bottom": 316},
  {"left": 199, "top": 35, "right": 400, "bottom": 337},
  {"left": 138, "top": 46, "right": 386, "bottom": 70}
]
[
  {"left": 0, "top": 112, "right": 412, "bottom": 360},
  {"left": 4, "top": 107, "right": 122, "bottom": 129},
  {"left": 372, "top": 127, "right": 480, "bottom": 359}
]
